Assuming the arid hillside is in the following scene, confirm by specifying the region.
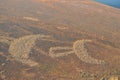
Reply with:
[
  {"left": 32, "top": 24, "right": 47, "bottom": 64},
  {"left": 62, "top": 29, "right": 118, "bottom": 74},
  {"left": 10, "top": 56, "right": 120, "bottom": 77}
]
[{"left": 0, "top": 0, "right": 120, "bottom": 80}]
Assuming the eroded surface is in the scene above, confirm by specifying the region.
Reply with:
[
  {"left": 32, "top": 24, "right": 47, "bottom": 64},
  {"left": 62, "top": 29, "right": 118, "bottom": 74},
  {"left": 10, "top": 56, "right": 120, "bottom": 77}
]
[{"left": 0, "top": 0, "right": 120, "bottom": 80}]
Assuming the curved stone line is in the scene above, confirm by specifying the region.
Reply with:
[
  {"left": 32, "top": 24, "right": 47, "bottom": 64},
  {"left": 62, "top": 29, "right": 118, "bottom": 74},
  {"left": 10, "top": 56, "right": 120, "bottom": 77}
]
[
  {"left": 9, "top": 34, "right": 53, "bottom": 67},
  {"left": 9, "top": 34, "right": 105, "bottom": 67},
  {"left": 73, "top": 40, "right": 105, "bottom": 64},
  {"left": 16, "top": 58, "right": 39, "bottom": 67},
  {"left": 0, "top": 36, "right": 14, "bottom": 45}
]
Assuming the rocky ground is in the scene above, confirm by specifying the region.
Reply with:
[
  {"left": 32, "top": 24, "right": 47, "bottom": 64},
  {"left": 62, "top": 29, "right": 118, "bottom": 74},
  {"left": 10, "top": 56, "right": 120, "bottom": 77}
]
[{"left": 0, "top": 0, "right": 120, "bottom": 80}]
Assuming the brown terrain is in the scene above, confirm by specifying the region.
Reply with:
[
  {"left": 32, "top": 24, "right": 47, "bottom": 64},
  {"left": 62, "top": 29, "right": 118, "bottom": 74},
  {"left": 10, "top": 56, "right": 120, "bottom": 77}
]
[{"left": 0, "top": 0, "right": 120, "bottom": 80}]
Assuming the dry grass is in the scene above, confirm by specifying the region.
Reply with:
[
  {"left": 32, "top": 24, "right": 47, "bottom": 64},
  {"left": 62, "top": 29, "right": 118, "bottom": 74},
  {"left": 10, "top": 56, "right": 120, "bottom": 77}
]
[{"left": 73, "top": 40, "right": 105, "bottom": 64}]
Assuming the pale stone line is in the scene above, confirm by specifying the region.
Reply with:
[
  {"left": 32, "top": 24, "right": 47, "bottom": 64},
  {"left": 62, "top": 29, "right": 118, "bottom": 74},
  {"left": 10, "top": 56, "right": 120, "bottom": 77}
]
[
  {"left": 23, "top": 17, "right": 39, "bottom": 21},
  {"left": 16, "top": 58, "right": 39, "bottom": 67},
  {"left": 49, "top": 47, "right": 74, "bottom": 58},
  {"left": 9, "top": 34, "right": 53, "bottom": 67},
  {"left": 73, "top": 40, "right": 105, "bottom": 64},
  {"left": 0, "top": 36, "right": 14, "bottom": 45},
  {"left": 9, "top": 34, "right": 105, "bottom": 66},
  {"left": 34, "top": 46, "right": 48, "bottom": 56}
]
